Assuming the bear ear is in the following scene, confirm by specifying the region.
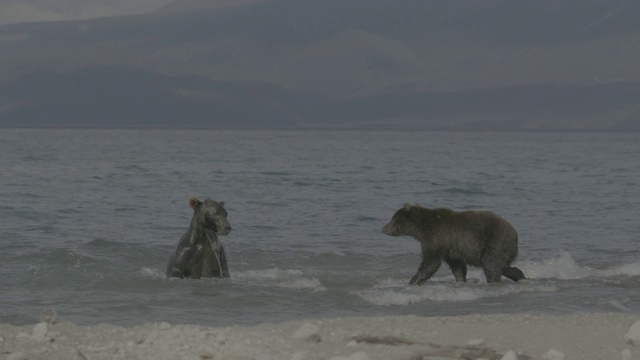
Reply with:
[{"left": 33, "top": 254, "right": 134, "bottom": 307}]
[
  {"left": 188, "top": 197, "right": 201, "bottom": 209},
  {"left": 402, "top": 203, "right": 412, "bottom": 212},
  {"left": 219, "top": 201, "right": 225, "bottom": 207}
]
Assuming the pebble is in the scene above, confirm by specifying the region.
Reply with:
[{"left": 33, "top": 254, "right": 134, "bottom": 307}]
[
  {"left": 159, "top": 322, "right": 171, "bottom": 330},
  {"left": 40, "top": 308, "right": 57, "bottom": 324},
  {"left": 291, "top": 352, "right": 307, "bottom": 360},
  {"left": 467, "top": 338, "right": 485, "bottom": 346},
  {"left": 329, "top": 351, "right": 370, "bottom": 360},
  {"left": 292, "top": 323, "right": 320, "bottom": 340},
  {"left": 625, "top": 319, "right": 640, "bottom": 346},
  {"left": 219, "top": 355, "right": 255, "bottom": 360},
  {"left": 7, "top": 352, "right": 25, "bottom": 360},
  {"left": 32, "top": 322, "right": 49, "bottom": 341},
  {"left": 501, "top": 350, "right": 518, "bottom": 360},
  {"left": 16, "top": 333, "right": 31, "bottom": 340},
  {"left": 198, "top": 348, "right": 215, "bottom": 360},
  {"left": 544, "top": 348, "right": 565, "bottom": 360}
]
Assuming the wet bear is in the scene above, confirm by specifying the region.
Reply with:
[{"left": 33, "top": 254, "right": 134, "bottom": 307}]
[
  {"left": 382, "top": 203, "right": 525, "bottom": 284},
  {"left": 166, "top": 197, "right": 232, "bottom": 279}
]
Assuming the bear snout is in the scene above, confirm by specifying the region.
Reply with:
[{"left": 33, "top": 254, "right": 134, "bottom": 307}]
[
  {"left": 218, "top": 225, "right": 232, "bottom": 235},
  {"left": 382, "top": 223, "right": 397, "bottom": 236}
]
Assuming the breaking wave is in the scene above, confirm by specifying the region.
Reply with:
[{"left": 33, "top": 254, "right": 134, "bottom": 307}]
[{"left": 516, "top": 251, "right": 640, "bottom": 280}]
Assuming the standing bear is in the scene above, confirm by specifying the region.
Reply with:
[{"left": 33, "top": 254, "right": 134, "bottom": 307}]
[
  {"left": 166, "top": 197, "right": 232, "bottom": 279},
  {"left": 383, "top": 203, "right": 525, "bottom": 284}
]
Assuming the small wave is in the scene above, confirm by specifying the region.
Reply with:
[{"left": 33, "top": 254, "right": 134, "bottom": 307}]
[
  {"left": 22, "top": 155, "right": 56, "bottom": 162},
  {"left": 234, "top": 268, "right": 326, "bottom": 292},
  {"left": 444, "top": 186, "right": 491, "bottom": 196},
  {"left": 39, "top": 248, "right": 107, "bottom": 268},
  {"left": 516, "top": 252, "right": 592, "bottom": 280},
  {"left": 355, "top": 280, "right": 557, "bottom": 306},
  {"left": 354, "top": 215, "right": 378, "bottom": 222},
  {"left": 237, "top": 268, "right": 303, "bottom": 280},
  {"left": 139, "top": 267, "right": 165, "bottom": 279},
  {"left": 83, "top": 238, "right": 163, "bottom": 264},
  {"left": 114, "top": 164, "right": 148, "bottom": 172},
  {"left": 261, "top": 171, "right": 290, "bottom": 176},
  {"left": 515, "top": 251, "right": 640, "bottom": 280},
  {"left": 276, "top": 278, "right": 325, "bottom": 290},
  {"left": 600, "top": 261, "right": 640, "bottom": 277},
  {"left": 85, "top": 238, "right": 122, "bottom": 248}
]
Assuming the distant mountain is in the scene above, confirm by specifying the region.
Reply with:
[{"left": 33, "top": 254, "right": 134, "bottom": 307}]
[
  {"left": 1, "top": 0, "right": 639, "bottom": 130},
  {"left": 0, "top": 0, "right": 172, "bottom": 25},
  {"left": 157, "top": 0, "right": 269, "bottom": 14}
]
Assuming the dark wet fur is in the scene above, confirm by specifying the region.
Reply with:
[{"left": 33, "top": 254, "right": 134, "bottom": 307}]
[
  {"left": 166, "top": 198, "right": 232, "bottom": 279},
  {"left": 502, "top": 266, "right": 526, "bottom": 282},
  {"left": 383, "top": 203, "right": 525, "bottom": 284}
]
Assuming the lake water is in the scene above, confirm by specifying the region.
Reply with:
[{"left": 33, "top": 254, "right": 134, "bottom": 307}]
[{"left": 0, "top": 129, "right": 638, "bottom": 327}]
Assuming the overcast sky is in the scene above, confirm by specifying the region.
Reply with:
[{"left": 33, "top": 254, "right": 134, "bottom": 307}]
[{"left": 0, "top": 0, "right": 173, "bottom": 25}]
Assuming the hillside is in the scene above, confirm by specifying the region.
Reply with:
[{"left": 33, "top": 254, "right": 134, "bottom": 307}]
[{"left": 1, "top": 0, "right": 639, "bottom": 130}]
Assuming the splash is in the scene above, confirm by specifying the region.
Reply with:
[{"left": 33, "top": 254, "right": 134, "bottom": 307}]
[
  {"left": 354, "top": 252, "right": 640, "bottom": 306},
  {"left": 600, "top": 261, "right": 640, "bottom": 277},
  {"left": 515, "top": 251, "right": 593, "bottom": 280},
  {"left": 515, "top": 251, "right": 640, "bottom": 280},
  {"left": 139, "top": 267, "right": 165, "bottom": 278}
]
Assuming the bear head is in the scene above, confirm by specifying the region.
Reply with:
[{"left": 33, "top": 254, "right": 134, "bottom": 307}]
[
  {"left": 189, "top": 197, "right": 232, "bottom": 235},
  {"left": 382, "top": 203, "right": 418, "bottom": 237}
]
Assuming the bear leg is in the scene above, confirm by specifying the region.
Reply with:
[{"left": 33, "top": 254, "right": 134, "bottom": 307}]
[
  {"left": 502, "top": 266, "right": 525, "bottom": 282},
  {"left": 483, "top": 266, "right": 503, "bottom": 283},
  {"left": 447, "top": 260, "right": 468, "bottom": 282},
  {"left": 410, "top": 256, "right": 442, "bottom": 285}
]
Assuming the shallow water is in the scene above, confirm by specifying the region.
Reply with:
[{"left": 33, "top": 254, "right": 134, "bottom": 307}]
[{"left": 0, "top": 129, "right": 639, "bottom": 326}]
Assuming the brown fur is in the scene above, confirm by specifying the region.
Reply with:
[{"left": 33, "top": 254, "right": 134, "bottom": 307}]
[
  {"left": 383, "top": 203, "right": 525, "bottom": 284},
  {"left": 188, "top": 196, "right": 200, "bottom": 209},
  {"left": 166, "top": 197, "right": 232, "bottom": 279}
]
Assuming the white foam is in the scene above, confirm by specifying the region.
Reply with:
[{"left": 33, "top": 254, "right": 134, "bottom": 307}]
[
  {"left": 234, "top": 268, "right": 327, "bottom": 292},
  {"left": 277, "top": 278, "right": 326, "bottom": 291},
  {"left": 353, "top": 252, "right": 640, "bottom": 306},
  {"left": 139, "top": 267, "right": 165, "bottom": 278},
  {"left": 237, "top": 268, "right": 304, "bottom": 280},
  {"left": 600, "top": 261, "right": 640, "bottom": 277},
  {"left": 608, "top": 300, "right": 631, "bottom": 312},
  {"left": 515, "top": 251, "right": 640, "bottom": 280},
  {"left": 355, "top": 281, "right": 557, "bottom": 306},
  {"left": 515, "top": 251, "right": 594, "bottom": 280}
]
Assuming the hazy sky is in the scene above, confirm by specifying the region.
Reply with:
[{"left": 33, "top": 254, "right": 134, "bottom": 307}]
[{"left": 0, "top": 0, "right": 173, "bottom": 25}]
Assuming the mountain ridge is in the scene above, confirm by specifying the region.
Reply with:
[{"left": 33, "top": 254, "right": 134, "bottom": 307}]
[{"left": 1, "top": 0, "right": 639, "bottom": 130}]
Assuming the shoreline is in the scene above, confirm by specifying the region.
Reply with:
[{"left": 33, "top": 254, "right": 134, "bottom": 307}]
[{"left": 1, "top": 313, "right": 639, "bottom": 360}]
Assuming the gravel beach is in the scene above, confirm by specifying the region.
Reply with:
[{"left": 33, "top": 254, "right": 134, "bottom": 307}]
[{"left": 1, "top": 313, "right": 638, "bottom": 360}]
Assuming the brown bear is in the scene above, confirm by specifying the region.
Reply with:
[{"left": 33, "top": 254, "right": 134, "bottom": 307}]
[
  {"left": 166, "top": 197, "right": 232, "bottom": 279},
  {"left": 382, "top": 203, "right": 525, "bottom": 284}
]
